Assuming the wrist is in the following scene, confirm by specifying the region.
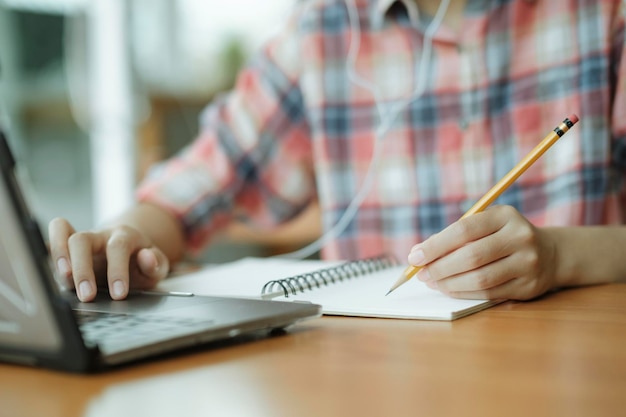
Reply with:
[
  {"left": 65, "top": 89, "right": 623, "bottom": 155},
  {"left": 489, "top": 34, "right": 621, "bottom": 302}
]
[
  {"left": 544, "top": 227, "right": 577, "bottom": 289},
  {"left": 544, "top": 226, "right": 626, "bottom": 289}
]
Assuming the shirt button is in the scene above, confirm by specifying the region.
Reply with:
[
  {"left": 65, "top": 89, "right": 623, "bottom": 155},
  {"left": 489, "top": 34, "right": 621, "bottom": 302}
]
[{"left": 458, "top": 119, "right": 469, "bottom": 130}]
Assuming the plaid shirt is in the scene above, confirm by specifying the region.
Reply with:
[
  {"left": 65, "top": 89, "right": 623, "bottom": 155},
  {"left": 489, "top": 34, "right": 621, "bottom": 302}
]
[{"left": 137, "top": 0, "right": 626, "bottom": 261}]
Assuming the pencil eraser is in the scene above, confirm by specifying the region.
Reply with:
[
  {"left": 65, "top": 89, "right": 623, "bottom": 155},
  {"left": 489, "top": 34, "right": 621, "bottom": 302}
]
[{"left": 568, "top": 113, "right": 579, "bottom": 124}]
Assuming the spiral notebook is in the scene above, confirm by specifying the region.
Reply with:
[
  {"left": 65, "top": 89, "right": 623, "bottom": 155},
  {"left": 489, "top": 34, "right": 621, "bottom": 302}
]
[{"left": 159, "top": 256, "right": 503, "bottom": 321}]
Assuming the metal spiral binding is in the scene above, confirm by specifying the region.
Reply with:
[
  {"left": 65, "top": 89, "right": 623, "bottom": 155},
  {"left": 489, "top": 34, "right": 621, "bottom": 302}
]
[{"left": 261, "top": 254, "right": 398, "bottom": 298}]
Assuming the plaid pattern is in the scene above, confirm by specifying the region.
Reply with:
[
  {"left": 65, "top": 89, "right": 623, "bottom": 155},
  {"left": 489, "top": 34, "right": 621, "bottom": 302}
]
[{"left": 137, "top": 0, "right": 626, "bottom": 261}]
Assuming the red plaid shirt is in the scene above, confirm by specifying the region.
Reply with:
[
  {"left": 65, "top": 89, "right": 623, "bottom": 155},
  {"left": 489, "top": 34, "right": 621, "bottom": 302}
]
[{"left": 137, "top": 0, "right": 626, "bottom": 261}]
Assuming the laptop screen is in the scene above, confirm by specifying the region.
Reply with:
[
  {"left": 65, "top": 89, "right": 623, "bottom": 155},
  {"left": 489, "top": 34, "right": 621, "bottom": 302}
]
[{"left": 0, "top": 131, "right": 63, "bottom": 353}]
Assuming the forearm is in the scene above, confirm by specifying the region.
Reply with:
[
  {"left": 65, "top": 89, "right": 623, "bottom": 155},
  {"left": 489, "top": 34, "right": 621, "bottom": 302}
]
[
  {"left": 107, "top": 203, "right": 186, "bottom": 264},
  {"left": 548, "top": 226, "right": 626, "bottom": 289}
]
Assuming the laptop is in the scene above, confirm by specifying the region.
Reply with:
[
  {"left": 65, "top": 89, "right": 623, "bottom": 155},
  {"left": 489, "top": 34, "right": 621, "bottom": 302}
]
[{"left": 0, "top": 129, "right": 321, "bottom": 372}]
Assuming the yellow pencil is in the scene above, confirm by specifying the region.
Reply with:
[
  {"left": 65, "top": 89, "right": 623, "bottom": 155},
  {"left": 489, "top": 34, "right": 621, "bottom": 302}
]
[{"left": 386, "top": 114, "right": 580, "bottom": 296}]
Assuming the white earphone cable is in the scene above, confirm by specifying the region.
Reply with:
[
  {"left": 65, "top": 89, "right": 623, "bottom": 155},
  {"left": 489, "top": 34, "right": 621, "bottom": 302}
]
[{"left": 278, "top": 0, "right": 450, "bottom": 259}]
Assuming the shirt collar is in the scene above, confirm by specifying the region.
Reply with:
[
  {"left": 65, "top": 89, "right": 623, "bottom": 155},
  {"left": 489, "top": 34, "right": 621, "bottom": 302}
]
[
  {"left": 375, "top": 1, "right": 541, "bottom": 26},
  {"left": 375, "top": 0, "right": 420, "bottom": 25}
]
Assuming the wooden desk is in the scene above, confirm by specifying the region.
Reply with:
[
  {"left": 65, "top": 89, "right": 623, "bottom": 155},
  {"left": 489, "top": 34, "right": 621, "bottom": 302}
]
[{"left": 1, "top": 284, "right": 625, "bottom": 417}]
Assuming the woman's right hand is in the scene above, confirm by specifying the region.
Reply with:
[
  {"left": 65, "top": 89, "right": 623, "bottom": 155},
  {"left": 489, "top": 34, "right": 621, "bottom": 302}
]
[{"left": 48, "top": 218, "right": 170, "bottom": 302}]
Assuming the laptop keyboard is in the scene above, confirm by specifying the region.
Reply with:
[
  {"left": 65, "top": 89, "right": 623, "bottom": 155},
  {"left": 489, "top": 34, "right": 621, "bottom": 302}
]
[{"left": 75, "top": 310, "right": 216, "bottom": 348}]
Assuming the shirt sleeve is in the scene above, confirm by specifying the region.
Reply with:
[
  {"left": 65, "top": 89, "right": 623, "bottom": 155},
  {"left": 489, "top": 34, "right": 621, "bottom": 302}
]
[{"left": 136, "top": 6, "right": 315, "bottom": 254}]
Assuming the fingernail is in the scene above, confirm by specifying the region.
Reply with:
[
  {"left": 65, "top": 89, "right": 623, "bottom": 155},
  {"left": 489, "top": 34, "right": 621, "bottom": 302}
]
[
  {"left": 408, "top": 248, "right": 425, "bottom": 266},
  {"left": 57, "top": 257, "right": 71, "bottom": 277},
  {"left": 78, "top": 281, "right": 93, "bottom": 300},
  {"left": 426, "top": 280, "right": 438, "bottom": 290},
  {"left": 112, "top": 280, "right": 126, "bottom": 299},
  {"left": 416, "top": 267, "right": 431, "bottom": 282}
]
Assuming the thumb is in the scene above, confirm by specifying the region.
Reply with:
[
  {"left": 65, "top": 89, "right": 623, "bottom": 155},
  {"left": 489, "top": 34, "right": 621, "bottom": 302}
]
[{"left": 136, "top": 247, "right": 169, "bottom": 286}]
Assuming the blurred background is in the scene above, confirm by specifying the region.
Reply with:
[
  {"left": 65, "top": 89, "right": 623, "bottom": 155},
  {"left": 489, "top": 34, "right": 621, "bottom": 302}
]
[{"left": 0, "top": 0, "right": 320, "bottom": 263}]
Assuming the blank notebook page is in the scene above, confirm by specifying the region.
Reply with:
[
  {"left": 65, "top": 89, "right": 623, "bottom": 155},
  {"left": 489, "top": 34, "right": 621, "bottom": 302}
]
[{"left": 272, "top": 265, "right": 500, "bottom": 320}]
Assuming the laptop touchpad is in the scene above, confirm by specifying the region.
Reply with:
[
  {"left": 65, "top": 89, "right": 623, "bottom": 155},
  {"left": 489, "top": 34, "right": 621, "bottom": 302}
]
[{"left": 69, "top": 291, "right": 224, "bottom": 315}]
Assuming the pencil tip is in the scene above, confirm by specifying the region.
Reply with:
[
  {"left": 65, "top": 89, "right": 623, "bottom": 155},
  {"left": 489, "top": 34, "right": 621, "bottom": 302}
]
[{"left": 385, "top": 290, "right": 393, "bottom": 297}]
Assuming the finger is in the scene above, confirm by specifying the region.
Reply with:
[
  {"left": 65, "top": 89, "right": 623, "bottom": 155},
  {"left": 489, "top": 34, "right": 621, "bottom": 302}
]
[
  {"left": 419, "top": 227, "right": 514, "bottom": 282},
  {"left": 68, "top": 231, "right": 107, "bottom": 302},
  {"left": 409, "top": 208, "right": 506, "bottom": 266},
  {"left": 132, "top": 247, "right": 169, "bottom": 289},
  {"left": 48, "top": 217, "right": 76, "bottom": 288},
  {"left": 435, "top": 275, "right": 524, "bottom": 300},
  {"left": 431, "top": 249, "right": 547, "bottom": 301},
  {"left": 430, "top": 255, "right": 519, "bottom": 293},
  {"left": 106, "top": 226, "right": 149, "bottom": 300}
]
